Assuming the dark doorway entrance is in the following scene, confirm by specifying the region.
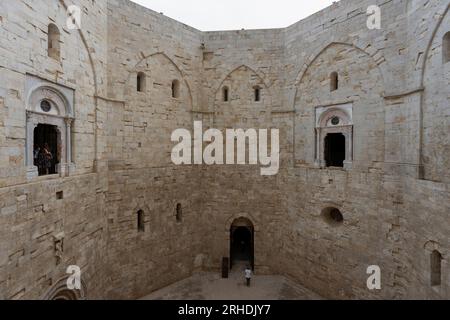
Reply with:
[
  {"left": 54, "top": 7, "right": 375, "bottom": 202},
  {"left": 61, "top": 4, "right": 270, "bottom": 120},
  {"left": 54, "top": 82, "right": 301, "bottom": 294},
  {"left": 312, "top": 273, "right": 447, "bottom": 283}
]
[
  {"left": 325, "top": 133, "right": 346, "bottom": 167},
  {"left": 34, "top": 124, "right": 59, "bottom": 176},
  {"left": 230, "top": 218, "right": 254, "bottom": 270}
]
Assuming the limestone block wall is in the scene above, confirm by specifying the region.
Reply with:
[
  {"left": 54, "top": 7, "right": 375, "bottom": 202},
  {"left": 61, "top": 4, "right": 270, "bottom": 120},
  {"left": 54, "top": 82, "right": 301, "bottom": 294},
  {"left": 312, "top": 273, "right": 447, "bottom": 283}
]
[
  {"left": 106, "top": 0, "right": 203, "bottom": 106},
  {"left": 102, "top": 166, "right": 207, "bottom": 299},
  {"left": 0, "top": 175, "right": 107, "bottom": 299},
  {"left": 293, "top": 43, "right": 385, "bottom": 170},
  {"left": 101, "top": 0, "right": 208, "bottom": 299},
  {"left": 202, "top": 29, "right": 285, "bottom": 111},
  {"left": 421, "top": 3, "right": 450, "bottom": 182},
  {"left": 202, "top": 29, "right": 291, "bottom": 167},
  {"left": 0, "top": 0, "right": 108, "bottom": 185},
  {"left": 0, "top": 0, "right": 449, "bottom": 300},
  {"left": 197, "top": 0, "right": 450, "bottom": 300},
  {"left": 0, "top": 0, "right": 109, "bottom": 299},
  {"left": 280, "top": 169, "right": 392, "bottom": 299}
]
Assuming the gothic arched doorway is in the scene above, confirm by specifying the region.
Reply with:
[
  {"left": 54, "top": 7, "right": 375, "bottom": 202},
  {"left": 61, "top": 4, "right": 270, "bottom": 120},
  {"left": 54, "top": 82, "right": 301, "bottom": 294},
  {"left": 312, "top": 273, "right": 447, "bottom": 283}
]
[{"left": 230, "top": 217, "right": 254, "bottom": 270}]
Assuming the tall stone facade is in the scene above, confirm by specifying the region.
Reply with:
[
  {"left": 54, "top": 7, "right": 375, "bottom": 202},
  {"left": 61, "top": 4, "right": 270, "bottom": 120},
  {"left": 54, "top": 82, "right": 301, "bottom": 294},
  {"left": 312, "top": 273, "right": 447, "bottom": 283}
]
[{"left": 0, "top": 0, "right": 449, "bottom": 299}]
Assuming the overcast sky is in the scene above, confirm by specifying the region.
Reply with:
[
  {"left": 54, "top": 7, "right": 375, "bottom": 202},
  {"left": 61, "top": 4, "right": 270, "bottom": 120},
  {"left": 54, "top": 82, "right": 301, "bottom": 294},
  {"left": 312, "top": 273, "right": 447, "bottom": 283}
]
[{"left": 130, "top": 0, "right": 336, "bottom": 31}]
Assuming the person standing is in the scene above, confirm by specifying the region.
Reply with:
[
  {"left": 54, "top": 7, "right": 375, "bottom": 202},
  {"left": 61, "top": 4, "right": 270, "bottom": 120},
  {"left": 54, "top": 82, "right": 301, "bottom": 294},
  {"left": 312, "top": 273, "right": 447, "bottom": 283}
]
[
  {"left": 245, "top": 266, "right": 252, "bottom": 287},
  {"left": 37, "top": 143, "right": 53, "bottom": 175}
]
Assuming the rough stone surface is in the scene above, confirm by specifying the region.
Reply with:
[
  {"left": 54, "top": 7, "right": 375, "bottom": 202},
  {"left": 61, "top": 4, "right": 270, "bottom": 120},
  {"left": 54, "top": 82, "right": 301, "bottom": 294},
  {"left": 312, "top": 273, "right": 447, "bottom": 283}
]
[{"left": 0, "top": 0, "right": 449, "bottom": 300}]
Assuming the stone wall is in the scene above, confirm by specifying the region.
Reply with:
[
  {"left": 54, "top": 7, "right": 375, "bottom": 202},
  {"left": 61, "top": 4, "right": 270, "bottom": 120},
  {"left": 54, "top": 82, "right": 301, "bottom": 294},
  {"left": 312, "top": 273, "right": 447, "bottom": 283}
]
[
  {"left": 0, "top": 0, "right": 108, "bottom": 299},
  {"left": 195, "top": 0, "right": 450, "bottom": 299},
  {"left": 0, "top": 0, "right": 448, "bottom": 300}
]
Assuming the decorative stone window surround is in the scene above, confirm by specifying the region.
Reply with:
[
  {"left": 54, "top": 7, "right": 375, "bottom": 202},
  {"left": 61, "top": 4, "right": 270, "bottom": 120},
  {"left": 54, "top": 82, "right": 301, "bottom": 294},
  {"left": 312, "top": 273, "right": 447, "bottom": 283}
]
[
  {"left": 25, "top": 75, "right": 75, "bottom": 180},
  {"left": 315, "top": 103, "right": 353, "bottom": 169}
]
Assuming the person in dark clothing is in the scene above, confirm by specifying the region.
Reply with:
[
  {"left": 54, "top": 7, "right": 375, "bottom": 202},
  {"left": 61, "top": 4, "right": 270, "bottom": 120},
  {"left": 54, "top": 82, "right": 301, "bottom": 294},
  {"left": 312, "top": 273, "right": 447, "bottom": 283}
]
[{"left": 37, "top": 143, "right": 53, "bottom": 175}]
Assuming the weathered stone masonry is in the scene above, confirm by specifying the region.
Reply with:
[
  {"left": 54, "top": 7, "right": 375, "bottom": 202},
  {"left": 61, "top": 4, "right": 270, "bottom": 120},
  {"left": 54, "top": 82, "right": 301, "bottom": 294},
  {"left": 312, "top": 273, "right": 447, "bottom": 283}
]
[{"left": 0, "top": 0, "right": 449, "bottom": 299}]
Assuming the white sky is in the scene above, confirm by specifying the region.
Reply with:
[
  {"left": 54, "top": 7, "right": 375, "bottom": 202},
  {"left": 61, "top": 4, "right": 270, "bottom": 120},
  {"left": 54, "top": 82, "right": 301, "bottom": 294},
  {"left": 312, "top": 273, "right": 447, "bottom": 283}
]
[{"left": 129, "top": 0, "right": 336, "bottom": 31}]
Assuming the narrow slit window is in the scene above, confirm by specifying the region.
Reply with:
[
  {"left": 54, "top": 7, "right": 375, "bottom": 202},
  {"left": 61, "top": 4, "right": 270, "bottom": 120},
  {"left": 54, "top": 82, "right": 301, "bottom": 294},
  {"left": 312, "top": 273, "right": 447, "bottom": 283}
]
[
  {"left": 431, "top": 250, "right": 442, "bottom": 286},
  {"left": 254, "top": 87, "right": 261, "bottom": 102},
  {"left": 137, "top": 72, "right": 146, "bottom": 92},
  {"left": 172, "top": 80, "right": 180, "bottom": 98},
  {"left": 330, "top": 72, "right": 339, "bottom": 92},
  {"left": 176, "top": 203, "right": 182, "bottom": 222},
  {"left": 137, "top": 210, "right": 145, "bottom": 232},
  {"left": 48, "top": 24, "right": 61, "bottom": 60},
  {"left": 223, "top": 87, "right": 229, "bottom": 102}
]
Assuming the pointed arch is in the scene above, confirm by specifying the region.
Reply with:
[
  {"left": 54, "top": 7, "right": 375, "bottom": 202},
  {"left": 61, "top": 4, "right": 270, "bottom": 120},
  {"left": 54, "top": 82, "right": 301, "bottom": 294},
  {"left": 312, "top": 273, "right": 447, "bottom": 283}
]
[
  {"left": 58, "top": 0, "right": 99, "bottom": 96},
  {"left": 419, "top": 2, "right": 450, "bottom": 87},
  {"left": 125, "top": 51, "right": 194, "bottom": 108},
  {"left": 58, "top": 0, "right": 100, "bottom": 172},
  {"left": 418, "top": 3, "right": 450, "bottom": 179},
  {"left": 292, "top": 42, "right": 384, "bottom": 168},
  {"left": 214, "top": 64, "right": 271, "bottom": 98},
  {"left": 293, "top": 41, "right": 386, "bottom": 88},
  {"left": 291, "top": 41, "right": 386, "bottom": 109}
]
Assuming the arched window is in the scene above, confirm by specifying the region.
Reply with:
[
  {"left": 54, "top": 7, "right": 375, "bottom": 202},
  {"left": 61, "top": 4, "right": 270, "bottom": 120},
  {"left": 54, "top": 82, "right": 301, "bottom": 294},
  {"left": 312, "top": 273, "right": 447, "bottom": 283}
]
[
  {"left": 176, "top": 203, "right": 182, "bottom": 222},
  {"left": 322, "top": 207, "right": 344, "bottom": 226},
  {"left": 48, "top": 24, "right": 60, "bottom": 60},
  {"left": 137, "top": 210, "right": 145, "bottom": 232},
  {"left": 431, "top": 250, "right": 442, "bottom": 286},
  {"left": 222, "top": 86, "right": 229, "bottom": 102},
  {"left": 172, "top": 80, "right": 180, "bottom": 98},
  {"left": 443, "top": 32, "right": 450, "bottom": 64},
  {"left": 254, "top": 86, "right": 261, "bottom": 102},
  {"left": 330, "top": 72, "right": 339, "bottom": 91},
  {"left": 137, "top": 72, "right": 146, "bottom": 92}
]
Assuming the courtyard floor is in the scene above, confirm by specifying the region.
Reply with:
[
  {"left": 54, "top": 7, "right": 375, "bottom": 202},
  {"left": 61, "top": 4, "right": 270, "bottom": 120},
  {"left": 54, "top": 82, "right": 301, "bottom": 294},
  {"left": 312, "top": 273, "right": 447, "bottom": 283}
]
[{"left": 140, "top": 262, "right": 322, "bottom": 300}]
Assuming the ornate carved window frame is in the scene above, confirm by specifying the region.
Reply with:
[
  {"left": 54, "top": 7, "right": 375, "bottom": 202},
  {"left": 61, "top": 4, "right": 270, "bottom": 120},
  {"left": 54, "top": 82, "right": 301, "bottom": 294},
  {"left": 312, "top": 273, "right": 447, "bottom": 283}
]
[
  {"left": 25, "top": 75, "right": 75, "bottom": 180},
  {"left": 315, "top": 103, "right": 353, "bottom": 169}
]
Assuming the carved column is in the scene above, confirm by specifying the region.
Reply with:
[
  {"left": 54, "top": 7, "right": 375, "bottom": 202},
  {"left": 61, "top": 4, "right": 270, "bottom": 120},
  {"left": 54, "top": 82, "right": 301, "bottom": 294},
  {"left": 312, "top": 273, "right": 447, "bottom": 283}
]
[
  {"left": 319, "top": 129, "right": 327, "bottom": 168},
  {"left": 55, "top": 125, "right": 65, "bottom": 177},
  {"left": 314, "top": 128, "right": 322, "bottom": 167},
  {"left": 343, "top": 126, "right": 353, "bottom": 169},
  {"left": 26, "top": 111, "right": 39, "bottom": 179},
  {"left": 65, "top": 117, "right": 74, "bottom": 175}
]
